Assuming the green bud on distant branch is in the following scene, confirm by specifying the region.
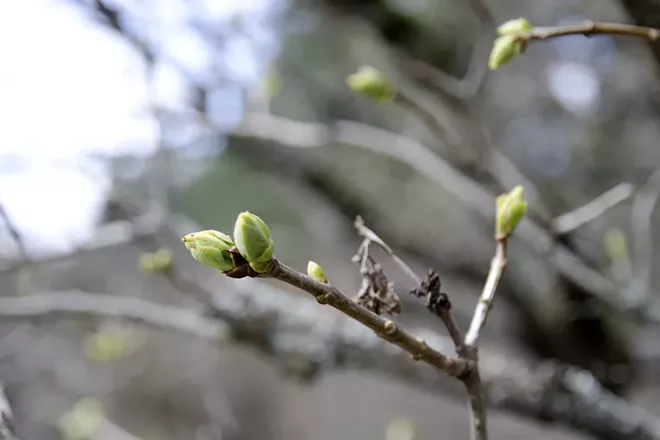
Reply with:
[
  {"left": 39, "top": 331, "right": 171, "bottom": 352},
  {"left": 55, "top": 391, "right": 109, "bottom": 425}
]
[
  {"left": 233, "top": 211, "right": 275, "bottom": 273},
  {"left": 495, "top": 185, "right": 528, "bottom": 240},
  {"left": 139, "top": 248, "right": 173, "bottom": 273},
  {"left": 497, "top": 17, "right": 533, "bottom": 36},
  {"left": 346, "top": 66, "right": 396, "bottom": 102},
  {"left": 604, "top": 228, "right": 629, "bottom": 260},
  {"left": 488, "top": 35, "right": 525, "bottom": 70},
  {"left": 307, "top": 261, "right": 328, "bottom": 284},
  {"left": 182, "top": 230, "right": 236, "bottom": 272}
]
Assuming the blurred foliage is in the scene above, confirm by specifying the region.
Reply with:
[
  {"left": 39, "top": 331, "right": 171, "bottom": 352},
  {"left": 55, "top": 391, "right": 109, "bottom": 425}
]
[{"left": 58, "top": 398, "right": 104, "bottom": 440}]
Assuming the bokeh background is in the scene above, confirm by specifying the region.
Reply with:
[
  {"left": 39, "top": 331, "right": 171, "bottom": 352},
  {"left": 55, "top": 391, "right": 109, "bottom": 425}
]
[{"left": 1, "top": 0, "right": 660, "bottom": 439}]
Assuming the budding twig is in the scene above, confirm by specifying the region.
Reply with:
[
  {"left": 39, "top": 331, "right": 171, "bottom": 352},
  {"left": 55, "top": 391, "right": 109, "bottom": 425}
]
[
  {"left": 522, "top": 21, "right": 660, "bottom": 42},
  {"left": 458, "top": 238, "right": 509, "bottom": 440},
  {"left": 267, "top": 260, "right": 471, "bottom": 378},
  {"left": 465, "top": 240, "right": 508, "bottom": 348}
]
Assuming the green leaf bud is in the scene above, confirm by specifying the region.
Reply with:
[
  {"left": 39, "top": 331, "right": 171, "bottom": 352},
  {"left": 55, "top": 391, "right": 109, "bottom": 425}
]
[
  {"left": 604, "top": 228, "right": 628, "bottom": 260},
  {"left": 497, "top": 17, "right": 533, "bottom": 35},
  {"left": 233, "top": 211, "right": 274, "bottom": 273},
  {"left": 182, "top": 230, "right": 235, "bottom": 272},
  {"left": 488, "top": 35, "right": 525, "bottom": 70},
  {"left": 307, "top": 261, "right": 328, "bottom": 284},
  {"left": 346, "top": 66, "right": 395, "bottom": 102},
  {"left": 495, "top": 185, "right": 528, "bottom": 239}
]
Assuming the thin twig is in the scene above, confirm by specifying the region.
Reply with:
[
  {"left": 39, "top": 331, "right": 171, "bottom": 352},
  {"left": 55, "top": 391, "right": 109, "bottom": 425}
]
[
  {"left": 354, "top": 217, "right": 465, "bottom": 348},
  {"left": 551, "top": 183, "right": 636, "bottom": 235},
  {"left": 267, "top": 260, "right": 470, "bottom": 378},
  {"left": 465, "top": 240, "right": 508, "bottom": 348},
  {"left": 521, "top": 21, "right": 660, "bottom": 42},
  {"left": 461, "top": 237, "right": 509, "bottom": 440},
  {"left": 353, "top": 216, "right": 421, "bottom": 284}
]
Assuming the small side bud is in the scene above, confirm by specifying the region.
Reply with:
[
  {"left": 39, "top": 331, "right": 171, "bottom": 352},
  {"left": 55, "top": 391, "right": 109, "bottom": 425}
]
[
  {"left": 233, "top": 211, "right": 275, "bottom": 273},
  {"left": 307, "top": 261, "right": 328, "bottom": 283},
  {"left": 182, "top": 230, "right": 236, "bottom": 272},
  {"left": 346, "top": 66, "right": 395, "bottom": 102},
  {"left": 488, "top": 35, "right": 524, "bottom": 70},
  {"left": 497, "top": 17, "right": 533, "bottom": 35},
  {"left": 495, "top": 185, "right": 528, "bottom": 240}
]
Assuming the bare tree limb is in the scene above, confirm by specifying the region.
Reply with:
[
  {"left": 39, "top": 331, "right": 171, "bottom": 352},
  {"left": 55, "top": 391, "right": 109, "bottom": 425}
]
[
  {"left": 267, "top": 260, "right": 470, "bottom": 378},
  {"left": 551, "top": 183, "right": 636, "bottom": 235},
  {"left": 522, "top": 21, "right": 660, "bottom": 42},
  {"left": 0, "top": 291, "right": 228, "bottom": 341}
]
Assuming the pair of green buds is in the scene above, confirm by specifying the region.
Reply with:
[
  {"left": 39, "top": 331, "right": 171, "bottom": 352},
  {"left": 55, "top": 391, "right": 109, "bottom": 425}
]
[
  {"left": 488, "top": 17, "right": 533, "bottom": 70},
  {"left": 182, "top": 211, "right": 274, "bottom": 277}
]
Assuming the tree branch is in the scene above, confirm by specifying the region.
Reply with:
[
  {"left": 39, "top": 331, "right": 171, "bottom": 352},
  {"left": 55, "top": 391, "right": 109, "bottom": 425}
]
[
  {"left": 0, "top": 291, "right": 228, "bottom": 340},
  {"left": 522, "top": 21, "right": 660, "bottom": 42},
  {"left": 465, "top": 240, "right": 507, "bottom": 347},
  {"left": 266, "top": 260, "right": 470, "bottom": 378},
  {"left": 551, "top": 183, "right": 635, "bottom": 235}
]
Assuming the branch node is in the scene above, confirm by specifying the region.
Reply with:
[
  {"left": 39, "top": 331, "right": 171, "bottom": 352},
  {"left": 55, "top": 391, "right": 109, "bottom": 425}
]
[
  {"left": 383, "top": 320, "right": 397, "bottom": 335},
  {"left": 478, "top": 298, "right": 493, "bottom": 311},
  {"left": 411, "top": 338, "right": 428, "bottom": 361}
]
